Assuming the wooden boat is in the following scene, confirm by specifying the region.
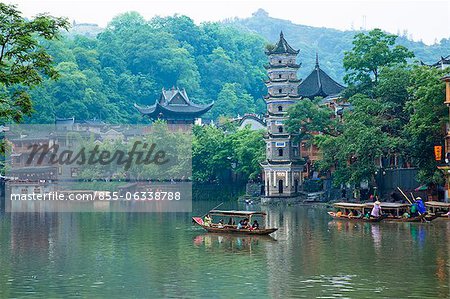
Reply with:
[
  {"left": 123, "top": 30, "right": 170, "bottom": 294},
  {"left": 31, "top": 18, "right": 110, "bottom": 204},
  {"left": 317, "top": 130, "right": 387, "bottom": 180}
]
[
  {"left": 365, "top": 202, "right": 438, "bottom": 223},
  {"left": 425, "top": 201, "right": 450, "bottom": 218},
  {"left": 328, "top": 203, "right": 385, "bottom": 222},
  {"left": 192, "top": 210, "right": 278, "bottom": 235}
]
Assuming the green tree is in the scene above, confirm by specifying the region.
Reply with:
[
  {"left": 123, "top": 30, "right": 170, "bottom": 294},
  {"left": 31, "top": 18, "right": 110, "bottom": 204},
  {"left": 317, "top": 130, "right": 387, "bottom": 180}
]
[
  {"left": 286, "top": 98, "right": 338, "bottom": 141},
  {"left": 343, "top": 29, "right": 414, "bottom": 91},
  {"left": 404, "top": 66, "right": 447, "bottom": 184},
  {"left": 0, "top": 3, "right": 69, "bottom": 123}
]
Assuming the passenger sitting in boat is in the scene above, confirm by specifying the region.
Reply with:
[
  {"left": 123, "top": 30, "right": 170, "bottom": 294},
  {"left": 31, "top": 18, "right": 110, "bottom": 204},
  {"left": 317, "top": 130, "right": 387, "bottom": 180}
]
[
  {"left": 350, "top": 209, "right": 362, "bottom": 218},
  {"left": 445, "top": 211, "right": 450, "bottom": 218},
  {"left": 402, "top": 212, "right": 410, "bottom": 218},
  {"left": 204, "top": 214, "right": 212, "bottom": 227},
  {"left": 252, "top": 220, "right": 259, "bottom": 230},
  {"left": 336, "top": 211, "right": 343, "bottom": 217},
  {"left": 410, "top": 203, "right": 419, "bottom": 217},
  {"left": 371, "top": 201, "right": 382, "bottom": 218},
  {"left": 242, "top": 218, "right": 251, "bottom": 229},
  {"left": 237, "top": 220, "right": 244, "bottom": 229},
  {"left": 228, "top": 217, "right": 235, "bottom": 226},
  {"left": 218, "top": 219, "right": 224, "bottom": 228}
]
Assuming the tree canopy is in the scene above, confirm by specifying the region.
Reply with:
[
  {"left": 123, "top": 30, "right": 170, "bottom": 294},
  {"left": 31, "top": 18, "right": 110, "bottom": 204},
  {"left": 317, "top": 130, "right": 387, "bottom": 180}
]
[{"left": 0, "top": 3, "right": 69, "bottom": 123}]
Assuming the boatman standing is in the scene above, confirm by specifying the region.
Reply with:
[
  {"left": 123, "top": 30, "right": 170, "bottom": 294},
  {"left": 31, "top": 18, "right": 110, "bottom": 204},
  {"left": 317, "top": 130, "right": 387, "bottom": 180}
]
[{"left": 371, "top": 201, "right": 382, "bottom": 218}]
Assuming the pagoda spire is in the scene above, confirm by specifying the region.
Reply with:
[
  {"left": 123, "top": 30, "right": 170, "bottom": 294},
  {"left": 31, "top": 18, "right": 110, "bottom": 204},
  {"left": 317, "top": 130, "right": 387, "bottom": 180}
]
[{"left": 315, "top": 52, "right": 319, "bottom": 68}]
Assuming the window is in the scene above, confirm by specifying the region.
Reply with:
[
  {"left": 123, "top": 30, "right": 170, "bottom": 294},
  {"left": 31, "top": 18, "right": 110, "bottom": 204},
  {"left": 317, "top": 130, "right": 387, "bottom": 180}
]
[
  {"left": 275, "top": 142, "right": 286, "bottom": 147},
  {"left": 277, "top": 106, "right": 283, "bottom": 112},
  {"left": 278, "top": 126, "right": 283, "bottom": 133},
  {"left": 278, "top": 148, "right": 283, "bottom": 156},
  {"left": 279, "top": 89, "right": 282, "bottom": 93},
  {"left": 278, "top": 74, "right": 282, "bottom": 78},
  {"left": 275, "top": 120, "right": 283, "bottom": 125},
  {"left": 278, "top": 60, "right": 282, "bottom": 63}
]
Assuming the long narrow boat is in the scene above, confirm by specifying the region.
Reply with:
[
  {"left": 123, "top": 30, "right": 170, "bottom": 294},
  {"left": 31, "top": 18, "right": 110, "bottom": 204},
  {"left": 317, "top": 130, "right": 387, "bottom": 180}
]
[
  {"left": 328, "top": 203, "right": 385, "bottom": 222},
  {"left": 365, "top": 202, "right": 438, "bottom": 222},
  {"left": 192, "top": 210, "right": 278, "bottom": 235},
  {"left": 425, "top": 201, "right": 450, "bottom": 219}
]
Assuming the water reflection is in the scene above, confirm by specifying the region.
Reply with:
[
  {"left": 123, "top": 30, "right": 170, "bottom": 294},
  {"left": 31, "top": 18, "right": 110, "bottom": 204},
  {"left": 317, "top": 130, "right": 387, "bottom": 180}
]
[
  {"left": 193, "top": 233, "right": 276, "bottom": 253},
  {"left": 0, "top": 204, "right": 449, "bottom": 298}
]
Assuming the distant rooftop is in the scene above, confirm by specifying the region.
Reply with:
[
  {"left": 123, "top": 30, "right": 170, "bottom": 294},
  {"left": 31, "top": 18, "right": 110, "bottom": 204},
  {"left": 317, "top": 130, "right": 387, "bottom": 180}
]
[{"left": 298, "top": 54, "right": 345, "bottom": 98}]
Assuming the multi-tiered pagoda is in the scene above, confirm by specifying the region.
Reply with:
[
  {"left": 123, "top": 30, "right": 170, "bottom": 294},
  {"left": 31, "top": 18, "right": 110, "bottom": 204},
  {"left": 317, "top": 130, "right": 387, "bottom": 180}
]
[{"left": 261, "top": 32, "right": 303, "bottom": 197}]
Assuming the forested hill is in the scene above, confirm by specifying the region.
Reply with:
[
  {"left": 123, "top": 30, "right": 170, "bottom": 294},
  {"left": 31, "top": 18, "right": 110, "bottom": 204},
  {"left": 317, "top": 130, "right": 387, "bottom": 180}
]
[
  {"left": 225, "top": 9, "right": 450, "bottom": 81},
  {"left": 25, "top": 10, "right": 449, "bottom": 124}
]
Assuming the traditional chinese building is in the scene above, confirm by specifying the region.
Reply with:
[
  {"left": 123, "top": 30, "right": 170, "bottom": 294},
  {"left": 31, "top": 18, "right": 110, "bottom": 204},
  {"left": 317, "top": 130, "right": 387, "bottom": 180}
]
[
  {"left": 298, "top": 54, "right": 345, "bottom": 99},
  {"left": 421, "top": 55, "right": 450, "bottom": 70},
  {"left": 298, "top": 54, "right": 346, "bottom": 176},
  {"left": 438, "top": 73, "right": 450, "bottom": 200},
  {"left": 261, "top": 32, "right": 303, "bottom": 197},
  {"left": 134, "top": 87, "right": 213, "bottom": 125}
]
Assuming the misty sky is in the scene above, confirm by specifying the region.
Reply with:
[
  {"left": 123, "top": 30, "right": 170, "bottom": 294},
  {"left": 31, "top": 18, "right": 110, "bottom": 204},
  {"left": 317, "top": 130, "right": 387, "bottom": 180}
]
[{"left": 9, "top": 0, "right": 450, "bottom": 45}]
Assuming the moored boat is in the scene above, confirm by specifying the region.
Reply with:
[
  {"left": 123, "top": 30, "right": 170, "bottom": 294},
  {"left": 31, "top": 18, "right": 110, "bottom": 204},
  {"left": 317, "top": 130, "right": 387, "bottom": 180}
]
[
  {"left": 328, "top": 203, "right": 385, "bottom": 222},
  {"left": 425, "top": 201, "right": 450, "bottom": 219},
  {"left": 365, "top": 202, "right": 438, "bottom": 222},
  {"left": 192, "top": 210, "right": 278, "bottom": 235}
]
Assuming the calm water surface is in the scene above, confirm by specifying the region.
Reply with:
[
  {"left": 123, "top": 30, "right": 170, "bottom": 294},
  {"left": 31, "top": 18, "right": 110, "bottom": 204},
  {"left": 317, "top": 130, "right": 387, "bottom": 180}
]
[{"left": 0, "top": 201, "right": 449, "bottom": 298}]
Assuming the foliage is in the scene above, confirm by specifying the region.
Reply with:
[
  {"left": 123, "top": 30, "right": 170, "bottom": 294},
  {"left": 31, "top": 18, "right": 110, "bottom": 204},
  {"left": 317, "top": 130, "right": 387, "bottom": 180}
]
[
  {"left": 285, "top": 97, "right": 339, "bottom": 142},
  {"left": 404, "top": 66, "right": 447, "bottom": 184},
  {"left": 0, "top": 3, "right": 69, "bottom": 123},
  {"left": 24, "top": 13, "right": 267, "bottom": 124},
  {"left": 343, "top": 29, "right": 414, "bottom": 93},
  {"left": 192, "top": 124, "right": 265, "bottom": 183},
  {"left": 286, "top": 29, "right": 446, "bottom": 187},
  {"left": 228, "top": 10, "right": 448, "bottom": 82}
]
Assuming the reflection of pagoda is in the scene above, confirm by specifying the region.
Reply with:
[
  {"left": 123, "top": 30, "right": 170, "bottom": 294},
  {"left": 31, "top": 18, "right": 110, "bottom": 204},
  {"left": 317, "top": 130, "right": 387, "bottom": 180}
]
[{"left": 134, "top": 87, "right": 213, "bottom": 125}]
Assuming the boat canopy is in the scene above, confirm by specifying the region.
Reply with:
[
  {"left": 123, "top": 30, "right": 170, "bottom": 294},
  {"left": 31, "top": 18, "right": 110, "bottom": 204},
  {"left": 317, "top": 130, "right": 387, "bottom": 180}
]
[
  {"left": 364, "top": 202, "right": 409, "bottom": 209},
  {"left": 425, "top": 201, "right": 450, "bottom": 208},
  {"left": 333, "top": 203, "right": 366, "bottom": 209},
  {"left": 209, "top": 210, "right": 267, "bottom": 217}
]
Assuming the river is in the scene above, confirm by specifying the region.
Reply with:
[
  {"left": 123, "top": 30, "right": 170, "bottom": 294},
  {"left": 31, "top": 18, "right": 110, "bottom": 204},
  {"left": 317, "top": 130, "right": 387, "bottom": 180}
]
[{"left": 0, "top": 200, "right": 449, "bottom": 298}]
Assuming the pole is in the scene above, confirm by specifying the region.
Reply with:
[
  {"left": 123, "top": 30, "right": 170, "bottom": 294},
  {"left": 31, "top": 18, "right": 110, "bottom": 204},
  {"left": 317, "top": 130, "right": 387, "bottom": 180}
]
[{"left": 202, "top": 202, "right": 224, "bottom": 217}]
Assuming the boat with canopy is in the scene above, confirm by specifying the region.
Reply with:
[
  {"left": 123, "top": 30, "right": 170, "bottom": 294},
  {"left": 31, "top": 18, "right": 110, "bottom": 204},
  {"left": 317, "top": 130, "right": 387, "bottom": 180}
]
[
  {"left": 192, "top": 210, "right": 278, "bottom": 235},
  {"left": 327, "top": 202, "right": 386, "bottom": 222}
]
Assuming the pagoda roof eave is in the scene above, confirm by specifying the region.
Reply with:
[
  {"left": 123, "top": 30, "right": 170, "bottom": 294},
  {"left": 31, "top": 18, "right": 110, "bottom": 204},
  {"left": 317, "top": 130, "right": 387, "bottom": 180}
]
[{"left": 134, "top": 101, "right": 214, "bottom": 118}]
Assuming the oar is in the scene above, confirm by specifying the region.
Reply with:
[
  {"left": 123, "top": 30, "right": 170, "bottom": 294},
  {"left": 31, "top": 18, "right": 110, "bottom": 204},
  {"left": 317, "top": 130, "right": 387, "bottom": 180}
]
[{"left": 397, "top": 187, "right": 413, "bottom": 205}]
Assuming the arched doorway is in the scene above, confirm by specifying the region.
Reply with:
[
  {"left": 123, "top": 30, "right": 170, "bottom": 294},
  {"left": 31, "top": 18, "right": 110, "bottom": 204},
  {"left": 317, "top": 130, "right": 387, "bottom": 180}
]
[
  {"left": 294, "top": 179, "right": 299, "bottom": 193},
  {"left": 278, "top": 179, "right": 283, "bottom": 194}
]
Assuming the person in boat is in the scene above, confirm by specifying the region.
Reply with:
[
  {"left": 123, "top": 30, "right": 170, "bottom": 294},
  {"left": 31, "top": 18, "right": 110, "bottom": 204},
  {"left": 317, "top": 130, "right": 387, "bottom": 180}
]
[
  {"left": 237, "top": 220, "right": 244, "bottom": 229},
  {"left": 371, "top": 201, "right": 382, "bottom": 218},
  {"left": 218, "top": 219, "right": 224, "bottom": 228},
  {"left": 252, "top": 220, "right": 259, "bottom": 230},
  {"left": 204, "top": 214, "right": 212, "bottom": 227},
  {"left": 402, "top": 212, "right": 410, "bottom": 218},
  {"left": 415, "top": 197, "right": 427, "bottom": 214},
  {"left": 228, "top": 217, "right": 235, "bottom": 226},
  {"left": 241, "top": 218, "right": 250, "bottom": 229},
  {"left": 410, "top": 202, "right": 419, "bottom": 217},
  {"left": 336, "top": 210, "right": 343, "bottom": 217}
]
